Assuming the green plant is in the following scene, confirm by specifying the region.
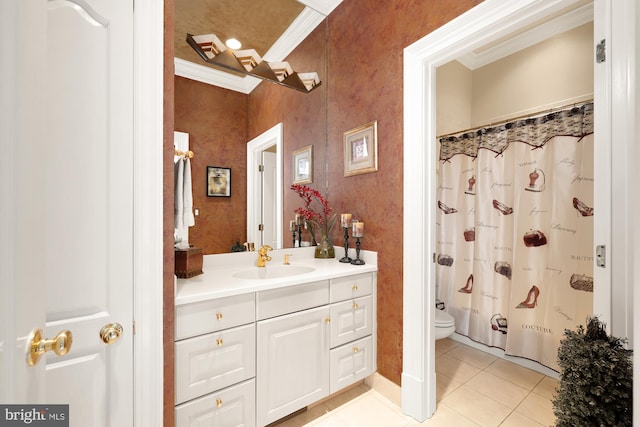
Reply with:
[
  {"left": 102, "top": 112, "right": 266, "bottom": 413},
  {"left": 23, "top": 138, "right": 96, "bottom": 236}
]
[{"left": 553, "top": 317, "right": 633, "bottom": 426}]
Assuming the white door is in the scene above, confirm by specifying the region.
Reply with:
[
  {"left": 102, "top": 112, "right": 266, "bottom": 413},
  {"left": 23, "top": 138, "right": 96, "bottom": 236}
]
[
  {"left": 2, "top": 0, "right": 134, "bottom": 425},
  {"left": 261, "top": 151, "right": 278, "bottom": 248}
]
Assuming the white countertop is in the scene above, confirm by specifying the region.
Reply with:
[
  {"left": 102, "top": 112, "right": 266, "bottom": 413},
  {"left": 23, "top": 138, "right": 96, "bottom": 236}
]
[{"left": 175, "top": 246, "right": 377, "bottom": 306}]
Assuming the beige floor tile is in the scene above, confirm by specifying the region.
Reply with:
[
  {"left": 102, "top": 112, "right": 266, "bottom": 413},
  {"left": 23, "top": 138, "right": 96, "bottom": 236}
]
[
  {"left": 435, "top": 371, "right": 462, "bottom": 402},
  {"left": 499, "top": 411, "right": 544, "bottom": 427},
  {"left": 464, "top": 371, "right": 529, "bottom": 410},
  {"left": 274, "top": 404, "right": 332, "bottom": 427},
  {"left": 531, "top": 376, "right": 559, "bottom": 400},
  {"left": 514, "top": 392, "right": 556, "bottom": 426},
  {"left": 402, "top": 402, "right": 479, "bottom": 426},
  {"left": 484, "top": 359, "right": 544, "bottom": 390},
  {"left": 440, "top": 385, "right": 512, "bottom": 426},
  {"left": 329, "top": 392, "right": 413, "bottom": 427},
  {"left": 435, "top": 338, "right": 459, "bottom": 354},
  {"left": 447, "top": 344, "right": 498, "bottom": 369},
  {"left": 435, "top": 354, "right": 481, "bottom": 384},
  {"left": 323, "top": 384, "right": 370, "bottom": 412}
]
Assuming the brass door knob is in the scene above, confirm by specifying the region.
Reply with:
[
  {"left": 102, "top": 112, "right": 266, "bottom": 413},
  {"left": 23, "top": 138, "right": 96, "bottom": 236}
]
[
  {"left": 100, "top": 323, "right": 123, "bottom": 345},
  {"left": 27, "top": 328, "right": 73, "bottom": 366}
]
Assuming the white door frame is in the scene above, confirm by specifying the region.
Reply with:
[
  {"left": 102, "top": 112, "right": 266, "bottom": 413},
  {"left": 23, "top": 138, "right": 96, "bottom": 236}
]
[
  {"left": 133, "top": 0, "right": 164, "bottom": 425},
  {"left": 402, "top": 0, "right": 637, "bottom": 421},
  {"left": 247, "top": 123, "right": 284, "bottom": 249}
]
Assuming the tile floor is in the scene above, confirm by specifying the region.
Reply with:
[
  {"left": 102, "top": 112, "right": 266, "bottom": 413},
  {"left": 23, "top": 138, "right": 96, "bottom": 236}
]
[{"left": 271, "top": 338, "right": 558, "bottom": 427}]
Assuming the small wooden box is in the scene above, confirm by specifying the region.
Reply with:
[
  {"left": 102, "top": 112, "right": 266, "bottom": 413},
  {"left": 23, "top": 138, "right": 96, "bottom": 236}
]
[{"left": 175, "top": 247, "right": 203, "bottom": 278}]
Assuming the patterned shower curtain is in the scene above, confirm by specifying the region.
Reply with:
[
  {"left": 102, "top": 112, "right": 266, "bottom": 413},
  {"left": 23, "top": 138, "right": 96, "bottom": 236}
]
[{"left": 436, "top": 102, "right": 594, "bottom": 371}]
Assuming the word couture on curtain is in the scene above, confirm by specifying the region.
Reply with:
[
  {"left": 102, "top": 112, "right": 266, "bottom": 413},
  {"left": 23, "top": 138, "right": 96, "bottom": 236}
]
[{"left": 436, "top": 102, "right": 594, "bottom": 371}]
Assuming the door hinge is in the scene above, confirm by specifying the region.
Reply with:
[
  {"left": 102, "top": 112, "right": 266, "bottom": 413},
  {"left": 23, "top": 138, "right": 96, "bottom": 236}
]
[
  {"left": 258, "top": 164, "right": 264, "bottom": 172},
  {"left": 258, "top": 224, "right": 264, "bottom": 231},
  {"left": 132, "top": 320, "right": 136, "bottom": 335},
  {"left": 596, "top": 245, "right": 606, "bottom": 268},
  {"left": 596, "top": 39, "right": 606, "bottom": 63},
  {"left": 432, "top": 253, "right": 436, "bottom": 263}
]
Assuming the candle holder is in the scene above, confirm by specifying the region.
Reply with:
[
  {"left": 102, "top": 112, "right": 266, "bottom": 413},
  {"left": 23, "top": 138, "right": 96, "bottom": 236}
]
[
  {"left": 339, "top": 227, "right": 352, "bottom": 263},
  {"left": 297, "top": 224, "right": 303, "bottom": 248},
  {"left": 351, "top": 237, "right": 365, "bottom": 265},
  {"left": 292, "top": 228, "right": 297, "bottom": 248}
]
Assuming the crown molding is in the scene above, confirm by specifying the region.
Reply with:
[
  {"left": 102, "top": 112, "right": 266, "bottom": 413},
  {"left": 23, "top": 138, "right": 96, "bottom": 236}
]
[
  {"left": 457, "top": 2, "right": 593, "bottom": 70},
  {"left": 174, "top": 1, "right": 342, "bottom": 93},
  {"left": 174, "top": 58, "right": 260, "bottom": 94}
]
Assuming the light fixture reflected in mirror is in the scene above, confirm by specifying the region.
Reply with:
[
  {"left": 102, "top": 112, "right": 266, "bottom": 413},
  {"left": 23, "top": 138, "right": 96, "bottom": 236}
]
[
  {"left": 225, "top": 38, "right": 242, "bottom": 49},
  {"left": 187, "top": 33, "right": 321, "bottom": 93}
]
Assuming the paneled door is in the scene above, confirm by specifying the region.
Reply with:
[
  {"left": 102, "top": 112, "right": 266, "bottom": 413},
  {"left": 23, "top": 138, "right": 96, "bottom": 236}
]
[{"left": 3, "top": 0, "right": 134, "bottom": 425}]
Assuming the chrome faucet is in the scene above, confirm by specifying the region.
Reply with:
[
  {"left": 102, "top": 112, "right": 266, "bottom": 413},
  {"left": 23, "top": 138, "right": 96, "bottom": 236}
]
[{"left": 257, "top": 245, "right": 273, "bottom": 267}]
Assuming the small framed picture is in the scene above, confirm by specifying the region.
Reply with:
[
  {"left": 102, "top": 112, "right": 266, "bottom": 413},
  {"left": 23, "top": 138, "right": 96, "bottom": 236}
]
[
  {"left": 344, "top": 120, "right": 378, "bottom": 176},
  {"left": 292, "top": 145, "right": 313, "bottom": 184},
  {"left": 207, "top": 166, "right": 231, "bottom": 197}
]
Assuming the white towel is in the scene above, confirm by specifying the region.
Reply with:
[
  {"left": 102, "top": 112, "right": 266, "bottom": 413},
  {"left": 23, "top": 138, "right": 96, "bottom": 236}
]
[
  {"left": 183, "top": 158, "right": 195, "bottom": 227},
  {"left": 174, "top": 158, "right": 184, "bottom": 229}
]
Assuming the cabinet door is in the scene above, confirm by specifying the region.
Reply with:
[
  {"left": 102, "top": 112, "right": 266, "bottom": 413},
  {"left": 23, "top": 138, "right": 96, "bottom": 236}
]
[
  {"left": 175, "top": 324, "right": 256, "bottom": 404},
  {"left": 330, "top": 336, "right": 374, "bottom": 394},
  {"left": 257, "top": 305, "right": 330, "bottom": 426},
  {"left": 330, "top": 295, "right": 373, "bottom": 348},
  {"left": 175, "top": 379, "right": 255, "bottom": 427}
]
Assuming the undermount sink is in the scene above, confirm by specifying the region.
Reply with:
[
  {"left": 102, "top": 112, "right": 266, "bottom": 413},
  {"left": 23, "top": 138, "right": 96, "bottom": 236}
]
[{"left": 233, "top": 265, "right": 315, "bottom": 280}]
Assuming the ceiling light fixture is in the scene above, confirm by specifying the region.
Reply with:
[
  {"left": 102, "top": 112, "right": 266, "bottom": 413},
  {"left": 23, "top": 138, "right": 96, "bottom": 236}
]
[
  {"left": 187, "top": 33, "right": 321, "bottom": 94},
  {"left": 225, "top": 38, "right": 241, "bottom": 50}
]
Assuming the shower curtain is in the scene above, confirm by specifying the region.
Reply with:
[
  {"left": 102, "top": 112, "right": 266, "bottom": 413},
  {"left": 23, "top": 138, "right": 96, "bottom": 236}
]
[{"left": 436, "top": 102, "right": 594, "bottom": 371}]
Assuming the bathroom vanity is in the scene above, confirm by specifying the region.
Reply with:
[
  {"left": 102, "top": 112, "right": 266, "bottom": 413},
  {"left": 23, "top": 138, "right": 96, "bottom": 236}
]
[{"left": 174, "top": 247, "right": 377, "bottom": 427}]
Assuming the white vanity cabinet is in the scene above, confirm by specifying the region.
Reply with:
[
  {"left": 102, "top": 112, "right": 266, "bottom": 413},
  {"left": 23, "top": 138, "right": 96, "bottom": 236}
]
[
  {"left": 175, "top": 293, "right": 256, "bottom": 427},
  {"left": 175, "top": 253, "right": 377, "bottom": 427},
  {"left": 329, "top": 273, "right": 376, "bottom": 394}
]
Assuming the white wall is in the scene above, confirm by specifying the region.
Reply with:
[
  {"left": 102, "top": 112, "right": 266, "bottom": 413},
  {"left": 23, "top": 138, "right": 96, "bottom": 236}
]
[{"left": 436, "top": 22, "right": 594, "bottom": 134}]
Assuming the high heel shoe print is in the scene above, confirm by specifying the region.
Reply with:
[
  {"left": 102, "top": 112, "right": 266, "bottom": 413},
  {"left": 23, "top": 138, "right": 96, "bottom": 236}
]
[
  {"left": 458, "top": 274, "right": 473, "bottom": 294},
  {"left": 438, "top": 200, "right": 458, "bottom": 214},
  {"left": 516, "top": 285, "right": 540, "bottom": 308},
  {"left": 573, "top": 197, "right": 594, "bottom": 217}
]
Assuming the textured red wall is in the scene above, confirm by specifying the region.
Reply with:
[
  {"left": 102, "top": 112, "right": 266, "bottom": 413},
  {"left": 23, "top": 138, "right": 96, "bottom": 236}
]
[
  {"left": 322, "top": 0, "right": 482, "bottom": 384},
  {"left": 163, "top": 0, "right": 175, "bottom": 425},
  {"left": 174, "top": 77, "right": 249, "bottom": 254}
]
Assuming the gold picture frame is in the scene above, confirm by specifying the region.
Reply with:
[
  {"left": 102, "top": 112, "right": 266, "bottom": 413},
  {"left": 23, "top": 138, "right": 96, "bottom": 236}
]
[
  {"left": 343, "top": 120, "right": 378, "bottom": 176},
  {"left": 292, "top": 145, "right": 313, "bottom": 184}
]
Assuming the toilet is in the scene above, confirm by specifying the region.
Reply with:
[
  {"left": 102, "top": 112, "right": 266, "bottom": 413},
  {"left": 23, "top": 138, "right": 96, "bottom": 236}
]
[{"left": 435, "top": 309, "right": 456, "bottom": 340}]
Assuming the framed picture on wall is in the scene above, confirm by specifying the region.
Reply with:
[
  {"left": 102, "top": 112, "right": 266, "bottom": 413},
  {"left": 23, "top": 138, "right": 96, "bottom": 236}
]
[
  {"left": 344, "top": 120, "right": 378, "bottom": 176},
  {"left": 207, "top": 166, "right": 231, "bottom": 197},
  {"left": 292, "top": 145, "right": 313, "bottom": 184}
]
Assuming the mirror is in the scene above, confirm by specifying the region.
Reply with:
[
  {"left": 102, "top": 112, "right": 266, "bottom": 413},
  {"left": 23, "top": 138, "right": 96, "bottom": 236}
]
[{"left": 173, "top": 1, "right": 330, "bottom": 254}]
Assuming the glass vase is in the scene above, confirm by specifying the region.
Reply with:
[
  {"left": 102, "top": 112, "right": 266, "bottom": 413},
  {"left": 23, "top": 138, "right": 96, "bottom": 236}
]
[{"left": 314, "top": 235, "right": 335, "bottom": 258}]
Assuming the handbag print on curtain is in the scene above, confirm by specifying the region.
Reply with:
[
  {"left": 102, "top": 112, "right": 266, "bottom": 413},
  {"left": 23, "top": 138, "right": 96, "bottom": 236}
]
[{"left": 435, "top": 103, "right": 594, "bottom": 371}]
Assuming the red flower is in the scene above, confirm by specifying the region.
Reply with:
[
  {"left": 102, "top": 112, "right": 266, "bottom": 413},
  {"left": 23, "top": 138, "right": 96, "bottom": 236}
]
[{"left": 291, "top": 184, "right": 337, "bottom": 238}]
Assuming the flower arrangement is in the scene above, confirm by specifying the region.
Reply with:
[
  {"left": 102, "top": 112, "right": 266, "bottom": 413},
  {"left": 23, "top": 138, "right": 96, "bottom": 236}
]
[{"left": 291, "top": 184, "right": 338, "bottom": 246}]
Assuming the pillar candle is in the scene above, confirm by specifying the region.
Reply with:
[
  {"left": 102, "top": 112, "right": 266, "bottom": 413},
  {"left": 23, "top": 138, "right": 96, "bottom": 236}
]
[
  {"left": 295, "top": 213, "right": 302, "bottom": 225},
  {"left": 289, "top": 220, "right": 296, "bottom": 232},
  {"left": 352, "top": 222, "right": 364, "bottom": 237},
  {"left": 340, "top": 213, "right": 352, "bottom": 228}
]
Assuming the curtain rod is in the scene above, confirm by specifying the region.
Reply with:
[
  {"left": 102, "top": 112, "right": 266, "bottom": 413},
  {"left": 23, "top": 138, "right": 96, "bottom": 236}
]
[{"left": 436, "top": 99, "right": 594, "bottom": 140}]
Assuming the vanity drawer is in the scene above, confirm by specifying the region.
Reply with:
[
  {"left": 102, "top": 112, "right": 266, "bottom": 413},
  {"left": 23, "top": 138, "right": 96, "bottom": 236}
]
[
  {"left": 176, "top": 293, "right": 255, "bottom": 340},
  {"left": 330, "top": 273, "right": 373, "bottom": 303},
  {"left": 257, "top": 280, "right": 329, "bottom": 320},
  {"left": 329, "top": 295, "right": 373, "bottom": 348},
  {"left": 330, "top": 335, "right": 373, "bottom": 394},
  {"left": 175, "top": 378, "right": 255, "bottom": 427},
  {"left": 175, "top": 323, "right": 256, "bottom": 405}
]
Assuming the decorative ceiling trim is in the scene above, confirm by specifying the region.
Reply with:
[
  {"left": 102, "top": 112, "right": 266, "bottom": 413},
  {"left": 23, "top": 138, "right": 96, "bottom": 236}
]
[
  {"left": 457, "top": 3, "right": 593, "bottom": 70},
  {"left": 175, "top": 1, "right": 342, "bottom": 93},
  {"left": 175, "top": 57, "right": 260, "bottom": 94}
]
